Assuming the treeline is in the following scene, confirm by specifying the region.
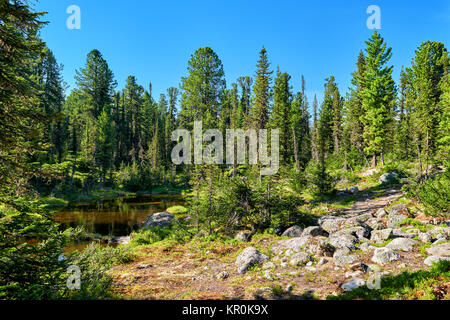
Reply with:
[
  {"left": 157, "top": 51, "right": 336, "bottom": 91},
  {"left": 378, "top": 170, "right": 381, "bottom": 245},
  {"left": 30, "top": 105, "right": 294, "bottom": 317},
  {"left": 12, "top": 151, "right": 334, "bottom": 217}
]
[{"left": 31, "top": 37, "right": 449, "bottom": 197}]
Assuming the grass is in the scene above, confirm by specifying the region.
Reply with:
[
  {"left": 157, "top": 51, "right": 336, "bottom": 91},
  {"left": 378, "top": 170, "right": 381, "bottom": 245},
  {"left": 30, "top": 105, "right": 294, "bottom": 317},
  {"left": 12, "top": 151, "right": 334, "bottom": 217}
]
[
  {"left": 166, "top": 205, "right": 188, "bottom": 215},
  {"left": 327, "top": 260, "right": 450, "bottom": 300},
  {"left": 397, "top": 218, "right": 432, "bottom": 232}
]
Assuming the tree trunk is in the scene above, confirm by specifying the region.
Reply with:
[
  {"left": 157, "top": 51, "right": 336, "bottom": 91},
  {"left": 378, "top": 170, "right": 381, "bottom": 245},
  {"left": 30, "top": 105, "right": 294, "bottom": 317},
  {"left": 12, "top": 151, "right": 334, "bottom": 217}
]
[
  {"left": 292, "top": 127, "right": 300, "bottom": 172},
  {"left": 372, "top": 152, "right": 377, "bottom": 168}
]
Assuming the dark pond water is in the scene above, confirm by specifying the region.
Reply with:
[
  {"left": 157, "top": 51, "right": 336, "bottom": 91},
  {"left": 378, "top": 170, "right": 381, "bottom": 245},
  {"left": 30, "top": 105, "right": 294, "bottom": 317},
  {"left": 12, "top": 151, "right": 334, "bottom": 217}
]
[{"left": 53, "top": 194, "right": 185, "bottom": 237}]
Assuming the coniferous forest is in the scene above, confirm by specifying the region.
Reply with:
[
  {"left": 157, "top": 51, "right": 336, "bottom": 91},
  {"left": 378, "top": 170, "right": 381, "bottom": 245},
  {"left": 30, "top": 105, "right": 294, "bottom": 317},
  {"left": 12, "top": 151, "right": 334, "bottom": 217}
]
[{"left": 0, "top": 0, "right": 449, "bottom": 302}]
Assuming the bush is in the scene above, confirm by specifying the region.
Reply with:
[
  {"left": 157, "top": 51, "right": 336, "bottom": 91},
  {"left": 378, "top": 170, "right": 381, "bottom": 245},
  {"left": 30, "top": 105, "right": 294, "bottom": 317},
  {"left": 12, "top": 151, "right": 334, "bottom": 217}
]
[{"left": 412, "top": 170, "right": 449, "bottom": 217}]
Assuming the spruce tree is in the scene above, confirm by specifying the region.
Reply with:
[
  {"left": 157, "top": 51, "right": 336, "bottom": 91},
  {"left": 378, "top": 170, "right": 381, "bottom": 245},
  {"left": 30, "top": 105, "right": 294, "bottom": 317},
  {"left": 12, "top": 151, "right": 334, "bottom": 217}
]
[{"left": 359, "top": 31, "right": 396, "bottom": 167}]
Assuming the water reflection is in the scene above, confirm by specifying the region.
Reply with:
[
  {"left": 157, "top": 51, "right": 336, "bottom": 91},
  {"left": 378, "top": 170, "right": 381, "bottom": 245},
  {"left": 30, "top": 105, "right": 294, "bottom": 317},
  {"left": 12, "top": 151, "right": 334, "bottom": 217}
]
[{"left": 53, "top": 194, "right": 184, "bottom": 237}]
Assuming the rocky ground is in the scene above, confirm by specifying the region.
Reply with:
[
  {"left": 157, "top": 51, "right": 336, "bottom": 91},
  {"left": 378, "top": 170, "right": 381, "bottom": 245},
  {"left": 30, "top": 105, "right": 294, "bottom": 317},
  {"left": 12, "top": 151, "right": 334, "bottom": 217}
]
[{"left": 109, "top": 175, "right": 450, "bottom": 300}]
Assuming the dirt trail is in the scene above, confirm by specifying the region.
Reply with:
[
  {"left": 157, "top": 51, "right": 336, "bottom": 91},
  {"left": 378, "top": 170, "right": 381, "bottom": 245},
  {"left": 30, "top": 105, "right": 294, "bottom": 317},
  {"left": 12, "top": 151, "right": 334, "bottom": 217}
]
[{"left": 341, "top": 186, "right": 404, "bottom": 216}]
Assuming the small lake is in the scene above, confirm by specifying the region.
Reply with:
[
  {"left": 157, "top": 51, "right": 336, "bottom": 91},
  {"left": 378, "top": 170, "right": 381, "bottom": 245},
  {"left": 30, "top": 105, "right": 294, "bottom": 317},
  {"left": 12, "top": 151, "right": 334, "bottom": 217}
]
[{"left": 53, "top": 194, "right": 185, "bottom": 238}]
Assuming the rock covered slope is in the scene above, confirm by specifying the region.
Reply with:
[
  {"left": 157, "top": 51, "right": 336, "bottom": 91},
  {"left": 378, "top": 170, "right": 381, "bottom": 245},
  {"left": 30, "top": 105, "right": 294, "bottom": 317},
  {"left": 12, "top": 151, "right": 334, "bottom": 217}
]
[{"left": 110, "top": 185, "right": 449, "bottom": 300}]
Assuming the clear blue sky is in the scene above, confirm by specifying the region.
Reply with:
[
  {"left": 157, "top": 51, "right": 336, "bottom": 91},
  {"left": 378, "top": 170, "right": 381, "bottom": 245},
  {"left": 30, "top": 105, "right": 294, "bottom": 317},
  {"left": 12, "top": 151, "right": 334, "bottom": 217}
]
[{"left": 35, "top": 0, "right": 449, "bottom": 109}]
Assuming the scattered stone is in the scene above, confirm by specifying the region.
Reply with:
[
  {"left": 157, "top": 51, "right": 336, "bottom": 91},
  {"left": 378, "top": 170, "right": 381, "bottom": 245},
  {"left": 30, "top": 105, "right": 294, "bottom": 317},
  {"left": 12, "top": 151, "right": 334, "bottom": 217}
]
[
  {"left": 371, "top": 247, "right": 400, "bottom": 265},
  {"left": 263, "top": 270, "right": 273, "bottom": 280},
  {"left": 142, "top": 212, "right": 175, "bottom": 228},
  {"left": 306, "top": 261, "right": 313, "bottom": 266},
  {"left": 281, "top": 225, "right": 303, "bottom": 238},
  {"left": 110, "top": 236, "right": 131, "bottom": 245},
  {"left": 370, "top": 228, "right": 393, "bottom": 244},
  {"left": 386, "top": 237, "right": 419, "bottom": 252},
  {"left": 301, "top": 226, "right": 327, "bottom": 237},
  {"left": 290, "top": 252, "right": 311, "bottom": 266},
  {"left": 375, "top": 208, "right": 387, "bottom": 219},
  {"left": 359, "top": 242, "right": 374, "bottom": 251},
  {"left": 349, "top": 187, "right": 359, "bottom": 194},
  {"left": 387, "top": 204, "right": 411, "bottom": 228},
  {"left": 379, "top": 172, "right": 400, "bottom": 184},
  {"left": 418, "top": 232, "right": 432, "bottom": 243},
  {"left": 216, "top": 271, "right": 229, "bottom": 280},
  {"left": 136, "top": 263, "right": 153, "bottom": 269},
  {"left": 285, "top": 284, "right": 293, "bottom": 292},
  {"left": 235, "top": 230, "right": 253, "bottom": 242},
  {"left": 361, "top": 168, "right": 380, "bottom": 177},
  {"left": 280, "top": 262, "right": 288, "bottom": 268},
  {"left": 424, "top": 256, "right": 450, "bottom": 267},
  {"left": 392, "top": 228, "right": 416, "bottom": 239},
  {"left": 328, "top": 233, "right": 357, "bottom": 250},
  {"left": 320, "top": 217, "right": 348, "bottom": 234},
  {"left": 367, "top": 264, "right": 382, "bottom": 273},
  {"left": 426, "top": 242, "right": 450, "bottom": 257},
  {"left": 333, "top": 249, "right": 359, "bottom": 267},
  {"left": 235, "top": 247, "right": 269, "bottom": 274},
  {"left": 317, "top": 258, "right": 328, "bottom": 265},
  {"left": 341, "top": 278, "right": 366, "bottom": 292}
]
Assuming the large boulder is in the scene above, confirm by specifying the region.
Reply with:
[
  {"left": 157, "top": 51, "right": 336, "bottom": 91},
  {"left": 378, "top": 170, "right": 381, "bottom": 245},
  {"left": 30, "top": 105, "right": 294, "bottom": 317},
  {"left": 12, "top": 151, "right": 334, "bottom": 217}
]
[
  {"left": 328, "top": 232, "right": 357, "bottom": 250},
  {"left": 281, "top": 225, "right": 303, "bottom": 238},
  {"left": 320, "top": 217, "right": 347, "bottom": 234},
  {"left": 272, "top": 236, "right": 312, "bottom": 254},
  {"left": 371, "top": 247, "right": 400, "bottom": 265},
  {"left": 386, "top": 238, "right": 419, "bottom": 252},
  {"left": 235, "top": 247, "right": 269, "bottom": 274},
  {"left": 426, "top": 242, "right": 450, "bottom": 257},
  {"left": 142, "top": 212, "right": 175, "bottom": 228},
  {"left": 387, "top": 204, "right": 411, "bottom": 228},
  {"left": 379, "top": 172, "right": 400, "bottom": 184},
  {"left": 333, "top": 249, "right": 359, "bottom": 267},
  {"left": 424, "top": 256, "right": 450, "bottom": 267},
  {"left": 301, "top": 226, "right": 327, "bottom": 237}
]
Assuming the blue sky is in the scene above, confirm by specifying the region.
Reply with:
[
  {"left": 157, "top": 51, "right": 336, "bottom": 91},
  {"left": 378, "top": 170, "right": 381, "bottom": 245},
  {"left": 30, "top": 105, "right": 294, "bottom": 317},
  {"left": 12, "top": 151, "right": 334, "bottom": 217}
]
[{"left": 35, "top": 0, "right": 449, "bottom": 109}]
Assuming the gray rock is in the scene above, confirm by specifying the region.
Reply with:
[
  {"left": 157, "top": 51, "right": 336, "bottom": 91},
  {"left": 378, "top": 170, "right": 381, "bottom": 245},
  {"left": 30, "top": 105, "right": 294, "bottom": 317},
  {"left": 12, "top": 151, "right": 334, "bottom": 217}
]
[
  {"left": 317, "top": 257, "right": 328, "bottom": 265},
  {"left": 426, "top": 242, "right": 450, "bottom": 257},
  {"left": 392, "top": 228, "right": 416, "bottom": 239},
  {"left": 385, "top": 238, "right": 419, "bottom": 252},
  {"left": 349, "top": 187, "right": 359, "bottom": 194},
  {"left": 235, "top": 247, "right": 269, "bottom": 274},
  {"left": 272, "top": 236, "right": 312, "bottom": 254},
  {"left": 290, "top": 252, "right": 311, "bottom": 266},
  {"left": 418, "top": 232, "right": 432, "bottom": 243},
  {"left": 328, "top": 232, "right": 357, "bottom": 251},
  {"left": 371, "top": 247, "right": 400, "bottom": 265},
  {"left": 320, "top": 217, "right": 347, "bottom": 234},
  {"left": 370, "top": 228, "right": 393, "bottom": 244},
  {"left": 376, "top": 208, "right": 388, "bottom": 219},
  {"left": 235, "top": 230, "right": 252, "bottom": 242},
  {"left": 333, "top": 249, "right": 359, "bottom": 267},
  {"left": 281, "top": 225, "right": 303, "bottom": 238},
  {"left": 424, "top": 256, "right": 450, "bottom": 266},
  {"left": 142, "top": 212, "right": 175, "bottom": 228},
  {"left": 366, "top": 218, "right": 386, "bottom": 230},
  {"left": 379, "top": 172, "right": 400, "bottom": 184},
  {"left": 216, "top": 271, "right": 229, "bottom": 280},
  {"left": 387, "top": 204, "right": 411, "bottom": 228},
  {"left": 341, "top": 278, "right": 366, "bottom": 292},
  {"left": 359, "top": 242, "right": 373, "bottom": 251},
  {"left": 301, "top": 226, "right": 327, "bottom": 237}
]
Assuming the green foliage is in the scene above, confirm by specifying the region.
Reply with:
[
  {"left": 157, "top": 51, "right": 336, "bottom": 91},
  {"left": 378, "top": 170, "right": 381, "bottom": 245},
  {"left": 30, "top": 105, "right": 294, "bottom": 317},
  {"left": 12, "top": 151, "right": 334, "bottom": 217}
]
[{"left": 410, "top": 171, "right": 449, "bottom": 217}]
